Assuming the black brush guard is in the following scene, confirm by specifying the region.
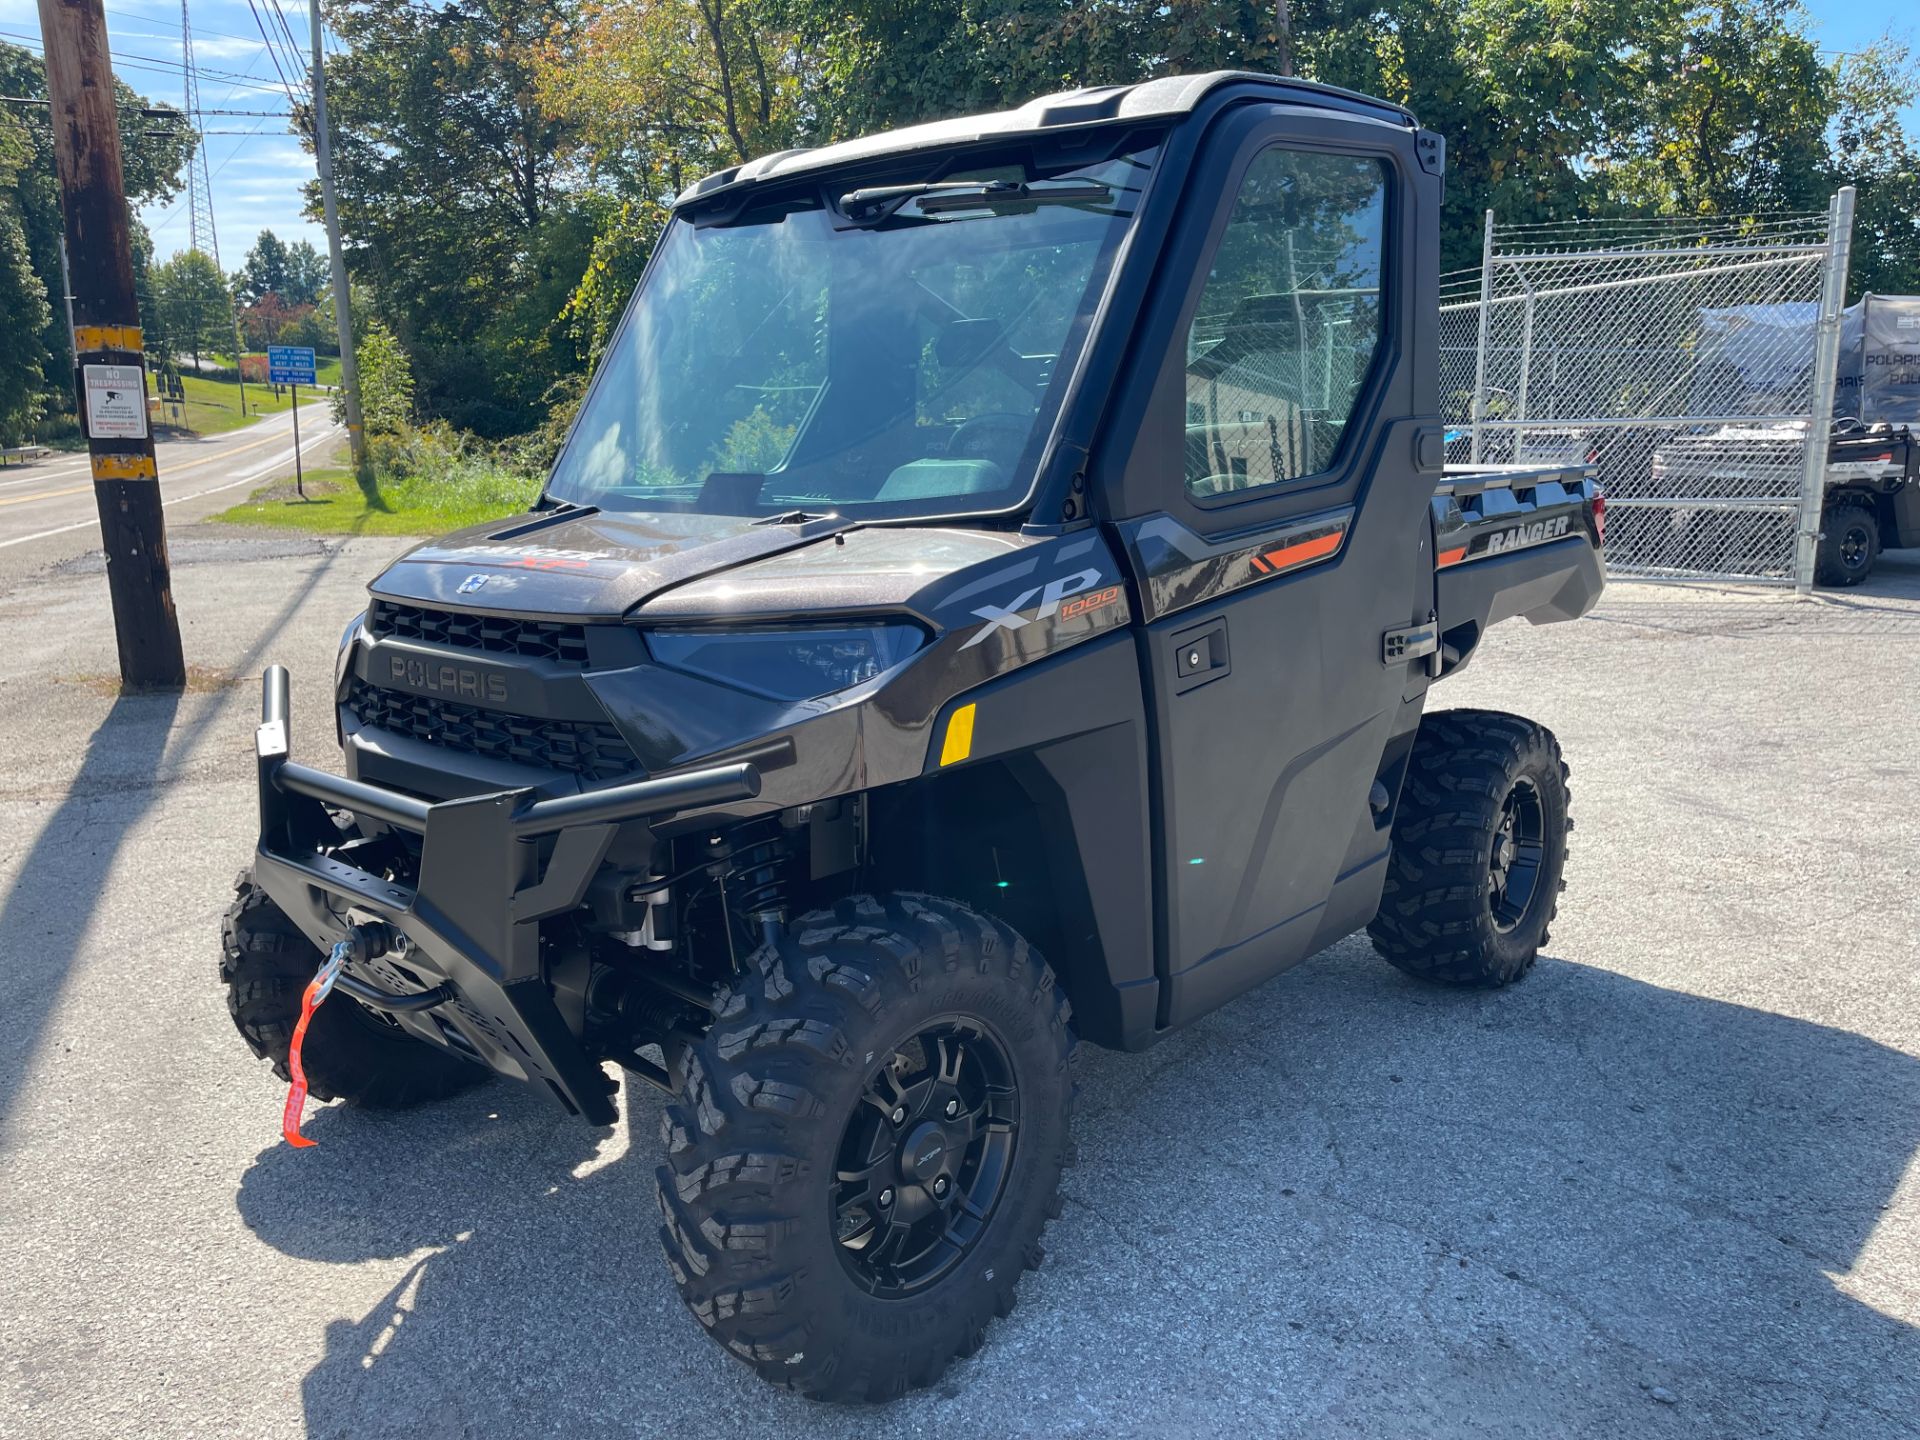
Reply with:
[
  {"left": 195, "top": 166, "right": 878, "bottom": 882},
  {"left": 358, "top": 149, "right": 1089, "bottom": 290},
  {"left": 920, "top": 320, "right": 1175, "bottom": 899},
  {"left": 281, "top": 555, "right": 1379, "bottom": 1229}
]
[{"left": 251, "top": 665, "right": 761, "bottom": 1124}]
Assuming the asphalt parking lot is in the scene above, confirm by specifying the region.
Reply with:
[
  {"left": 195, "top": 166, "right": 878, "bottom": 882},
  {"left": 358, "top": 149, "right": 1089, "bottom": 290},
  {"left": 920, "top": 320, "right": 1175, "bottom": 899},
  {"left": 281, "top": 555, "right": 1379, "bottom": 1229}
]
[{"left": 2, "top": 529, "right": 1917, "bottom": 1439}]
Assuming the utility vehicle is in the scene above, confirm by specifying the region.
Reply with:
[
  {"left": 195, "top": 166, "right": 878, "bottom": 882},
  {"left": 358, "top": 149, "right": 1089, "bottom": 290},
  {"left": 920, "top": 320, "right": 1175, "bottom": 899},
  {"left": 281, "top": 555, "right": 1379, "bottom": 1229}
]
[
  {"left": 225, "top": 71, "right": 1603, "bottom": 1401},
  {"left": 1648, "top": 420, "right": 1917, "bottom": 585},
  {"left": 1645, "top": 292, "right": 1920, "bottom": 585}
]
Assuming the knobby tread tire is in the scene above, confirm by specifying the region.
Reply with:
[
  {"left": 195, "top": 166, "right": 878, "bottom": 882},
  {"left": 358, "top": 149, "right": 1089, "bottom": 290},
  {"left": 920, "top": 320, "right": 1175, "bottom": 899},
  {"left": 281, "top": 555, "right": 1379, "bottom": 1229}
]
[
  {"left": 219, "top": 870, "right": 488, "bottom": 1109},
  {"left": 655, "top": 893, "right": 1076, "bottom": 1403},
  {"left": 1367, "top": 709, "right": 1570, "bottom": 987},
  {"left": 1815, "top": 499, "right": 1879, "bottom": 587}
]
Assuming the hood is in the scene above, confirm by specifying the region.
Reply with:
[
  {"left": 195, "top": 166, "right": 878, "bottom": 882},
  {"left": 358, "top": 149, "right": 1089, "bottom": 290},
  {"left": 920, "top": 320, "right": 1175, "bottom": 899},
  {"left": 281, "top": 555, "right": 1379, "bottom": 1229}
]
[
  {"left": 637, "top": 525, "right": 1036, "bottom": 623},
  {"left": 367, "top": 508, "right": 851, "bottom": 618}
]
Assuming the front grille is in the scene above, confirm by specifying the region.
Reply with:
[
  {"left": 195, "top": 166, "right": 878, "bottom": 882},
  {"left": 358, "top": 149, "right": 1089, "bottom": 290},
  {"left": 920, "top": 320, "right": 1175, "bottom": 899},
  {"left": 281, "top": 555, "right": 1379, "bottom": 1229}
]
[
  {"left": 346, "top": 678, "right": 637, "bottom": 782},
  {"left": 368, "top": 599, "right": 592, "bottom": 668}
]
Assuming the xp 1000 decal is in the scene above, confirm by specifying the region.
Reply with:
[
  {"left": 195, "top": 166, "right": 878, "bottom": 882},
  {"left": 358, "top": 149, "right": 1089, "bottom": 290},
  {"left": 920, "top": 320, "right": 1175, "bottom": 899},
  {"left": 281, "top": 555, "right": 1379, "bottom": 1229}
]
[{"left": 959, "top": 567, "right": 1119, "bottom": 649}]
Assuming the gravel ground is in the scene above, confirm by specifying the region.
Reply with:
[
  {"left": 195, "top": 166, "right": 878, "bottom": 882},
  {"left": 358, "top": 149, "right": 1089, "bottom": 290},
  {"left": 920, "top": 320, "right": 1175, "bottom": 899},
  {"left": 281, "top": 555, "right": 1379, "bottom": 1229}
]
[{"left": 1, "top": 531, "right": 1916, "bottom": 1439}]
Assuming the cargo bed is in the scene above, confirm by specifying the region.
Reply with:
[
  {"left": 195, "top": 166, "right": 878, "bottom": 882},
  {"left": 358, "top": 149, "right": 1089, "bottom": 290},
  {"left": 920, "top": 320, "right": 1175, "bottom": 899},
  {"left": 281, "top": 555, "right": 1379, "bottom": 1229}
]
[{"left": 1429, "top": 461, "right": 1605, "bottom": 673}]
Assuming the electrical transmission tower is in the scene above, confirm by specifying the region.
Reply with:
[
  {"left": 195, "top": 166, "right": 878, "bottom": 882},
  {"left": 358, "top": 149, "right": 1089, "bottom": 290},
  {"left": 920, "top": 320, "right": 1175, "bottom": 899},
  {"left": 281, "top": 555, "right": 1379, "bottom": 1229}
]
[{"left": 179, "top": 0, "right": 247, "bottom": 405}]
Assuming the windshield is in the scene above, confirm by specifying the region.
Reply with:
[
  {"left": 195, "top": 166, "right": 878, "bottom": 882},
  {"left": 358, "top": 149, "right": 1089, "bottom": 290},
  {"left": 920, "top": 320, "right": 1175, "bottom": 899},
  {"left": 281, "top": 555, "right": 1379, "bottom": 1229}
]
[{"left": 544, "top": 143, "right": 1158, "bottom": 521}]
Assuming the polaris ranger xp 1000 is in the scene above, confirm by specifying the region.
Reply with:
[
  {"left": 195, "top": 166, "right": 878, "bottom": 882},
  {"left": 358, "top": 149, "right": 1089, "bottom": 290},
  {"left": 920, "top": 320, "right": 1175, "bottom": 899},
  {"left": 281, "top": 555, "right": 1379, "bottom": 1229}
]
[{"left": 226, "top": 72, "right": 1604, "bottom": 1400}]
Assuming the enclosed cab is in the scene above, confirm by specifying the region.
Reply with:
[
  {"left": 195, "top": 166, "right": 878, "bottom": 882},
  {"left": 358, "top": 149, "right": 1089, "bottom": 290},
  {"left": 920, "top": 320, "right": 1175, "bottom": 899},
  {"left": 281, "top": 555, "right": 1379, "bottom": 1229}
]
[{"left": 224, "top": 72, "right": 1602, "bottom": 1401}]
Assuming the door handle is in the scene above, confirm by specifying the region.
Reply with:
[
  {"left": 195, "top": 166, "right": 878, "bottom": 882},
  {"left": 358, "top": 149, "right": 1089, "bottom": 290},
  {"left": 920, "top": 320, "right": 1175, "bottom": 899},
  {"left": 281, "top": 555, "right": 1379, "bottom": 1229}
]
[{"left": 1171, "top": 617, "right": 1230, "bottom": 693}]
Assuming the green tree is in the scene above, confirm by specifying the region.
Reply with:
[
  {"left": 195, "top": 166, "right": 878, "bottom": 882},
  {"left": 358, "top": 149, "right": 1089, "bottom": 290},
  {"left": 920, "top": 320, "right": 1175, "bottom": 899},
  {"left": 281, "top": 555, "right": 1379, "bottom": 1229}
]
[
  {"left": 1604, "top": 0, "right": 1835, "bottom": 217},
  {"left": 281, "top": 304, "right": 333, "bottom": 353},
  {"left": 319, "top": 0, "right": 585, "bottom": 434},
  {"left": 778, "top": 0, "right": 1917, "bottom": 279},
  {"left": 337, "top": 318, "right": 416, "bottom": 435},
  {"left": 284, "top": 239, "right": 329, "bottom": 306},
  {"left": 153, "top": 249, "right": 234, "bottom": 369},
  {"left": 0, "top": 102, "right": 51, "bottom": 443},
  {"left": 533, "top": 0, "right": 814, "bottom": 351},
  {"left": 1830, "top": 40, "right": 1920, "bottom": 296},
  {"left": 132, "top": 223, "right": 170, "bottom": 364},
  {"left": 0, "top": 43, "right": 196, "bottom": 412},
  {"left": 234, "top": 229, "right": 293, "bottom": 305}
]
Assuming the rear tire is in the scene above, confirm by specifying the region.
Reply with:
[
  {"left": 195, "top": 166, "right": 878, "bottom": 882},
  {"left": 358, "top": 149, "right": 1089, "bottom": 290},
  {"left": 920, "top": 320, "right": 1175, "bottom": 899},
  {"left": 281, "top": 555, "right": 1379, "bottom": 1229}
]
[
  {"left": 1368, "top": 710, "right": 1569, "bottom": 987},
  {"left": 219, "top": 870, "right": 488, "bottom": 1108},
  {"left": 655, "top": 893, "right": 1075, "bottom": 1402},
  {"left": 1815, "top": 500, "right": 1879, "bottom": 587}
]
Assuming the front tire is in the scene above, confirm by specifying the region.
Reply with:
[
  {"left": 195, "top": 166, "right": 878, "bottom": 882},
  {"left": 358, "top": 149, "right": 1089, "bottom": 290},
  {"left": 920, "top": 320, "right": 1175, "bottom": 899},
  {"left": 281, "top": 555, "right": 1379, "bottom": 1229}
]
[
  {"left": 219, "top": 871, "right": 488, "bottom": 1108},
  {"left": 1368, "top": 710, "right": 1570, "bottom": 987},
  {"left": 656, "top": 894, "right": 1075, "bottom": 1402}
]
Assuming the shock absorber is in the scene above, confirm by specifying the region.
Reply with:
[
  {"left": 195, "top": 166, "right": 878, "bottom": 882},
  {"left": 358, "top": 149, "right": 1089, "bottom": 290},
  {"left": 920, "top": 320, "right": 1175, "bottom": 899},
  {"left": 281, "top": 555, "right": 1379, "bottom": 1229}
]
[{"left": 719, "top": 819, "right": 792, "bottom": 950}]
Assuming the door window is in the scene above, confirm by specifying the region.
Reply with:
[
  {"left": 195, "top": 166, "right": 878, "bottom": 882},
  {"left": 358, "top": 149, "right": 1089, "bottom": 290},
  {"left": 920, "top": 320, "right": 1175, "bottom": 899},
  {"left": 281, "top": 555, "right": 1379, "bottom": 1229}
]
[{"left": 1184, "top": 150, "right": 1389, "bottom": 499}]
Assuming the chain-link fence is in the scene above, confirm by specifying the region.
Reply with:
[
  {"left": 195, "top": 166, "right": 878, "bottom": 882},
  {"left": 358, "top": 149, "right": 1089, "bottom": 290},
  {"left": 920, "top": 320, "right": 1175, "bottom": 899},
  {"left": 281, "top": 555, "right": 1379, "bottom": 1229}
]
[{"left": 1439, "top": 195, "right": 1855, "bottom": 589}]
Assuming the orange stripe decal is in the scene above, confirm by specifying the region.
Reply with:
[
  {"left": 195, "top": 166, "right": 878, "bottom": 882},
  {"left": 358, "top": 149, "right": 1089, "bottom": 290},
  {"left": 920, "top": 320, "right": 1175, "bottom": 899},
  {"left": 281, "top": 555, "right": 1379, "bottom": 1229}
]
[
  {"left": 1437, "top": 546, "right": 1468, "bottom": 567},
  {"left": 1259, "top": 528, "right": 1345, "bottom": 572}
]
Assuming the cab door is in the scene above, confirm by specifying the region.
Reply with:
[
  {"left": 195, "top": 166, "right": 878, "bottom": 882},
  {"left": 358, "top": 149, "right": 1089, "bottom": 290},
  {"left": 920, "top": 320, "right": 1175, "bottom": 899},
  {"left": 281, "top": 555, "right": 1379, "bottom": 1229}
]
[{"left": 1098, "top": 106, "right": 1444, "bottom": 1028}]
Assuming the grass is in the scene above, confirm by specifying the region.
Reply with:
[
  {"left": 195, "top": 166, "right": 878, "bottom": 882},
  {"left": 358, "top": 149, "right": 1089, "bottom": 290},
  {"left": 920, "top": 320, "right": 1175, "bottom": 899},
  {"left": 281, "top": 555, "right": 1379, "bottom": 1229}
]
[
  {"left": 162, "top": 371, "right": 337, "bottom": 436},
  {"left": 215, "top": 456, "right": 542, "bottom": 536}
]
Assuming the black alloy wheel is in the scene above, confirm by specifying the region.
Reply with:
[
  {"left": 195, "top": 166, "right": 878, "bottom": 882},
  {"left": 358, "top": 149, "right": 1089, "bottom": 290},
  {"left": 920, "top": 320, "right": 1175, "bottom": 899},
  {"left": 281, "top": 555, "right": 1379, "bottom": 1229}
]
[
  {"left": 1488, "top": 778, "right": 1546, "bottom": 933},
  {"left": 1839, "top": 518, "right": 1874, "bottom": 573},
  {"left": 1368, "top": 709, "right": 1570, "bottom": 987},
  {"left": 1816, "top": 501, "right": 1880, "bottom": 587},
  {"left": 832, "top": 1020, "right": 1019, "bottom": 1298},
  {"left": 654, "top": 893, "right": 1076, "bottom": 1402}
]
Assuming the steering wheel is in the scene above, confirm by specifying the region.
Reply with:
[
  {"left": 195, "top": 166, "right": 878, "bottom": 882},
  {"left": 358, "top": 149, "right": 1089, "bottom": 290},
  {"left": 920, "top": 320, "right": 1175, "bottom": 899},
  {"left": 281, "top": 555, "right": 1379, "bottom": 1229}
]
[{"left": 946, "top": 412, "right": 1032, "bottom": 463}]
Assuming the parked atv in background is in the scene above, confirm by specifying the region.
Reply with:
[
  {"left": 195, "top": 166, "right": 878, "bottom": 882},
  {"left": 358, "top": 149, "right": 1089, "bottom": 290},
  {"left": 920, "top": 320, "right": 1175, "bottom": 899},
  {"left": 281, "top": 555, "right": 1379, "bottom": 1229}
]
[
  {"left": 1648, "top": 420, "right": 1918, "bottom": 585},
  {"left": 222, "top": 72, "right": 1604, "bottom": 1401}
]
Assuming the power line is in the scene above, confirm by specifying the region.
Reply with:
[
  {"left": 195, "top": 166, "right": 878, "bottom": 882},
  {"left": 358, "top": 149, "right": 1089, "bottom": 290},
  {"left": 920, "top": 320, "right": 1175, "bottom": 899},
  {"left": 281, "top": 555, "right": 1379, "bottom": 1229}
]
[
  {"left": 242, "top": 0, "right": 304, "bottom": 106},
  {"left": 0, "top": 41, "right": 286, "bottom": 100},
  {"left": 105, "top": 6, "right": 278, "bottom": 52},
  {"left": 0, "top": 26, "right": 300, "bottom": 96},
  {"left": 265, "top": 0, "right": 314, "bottom": 95}
]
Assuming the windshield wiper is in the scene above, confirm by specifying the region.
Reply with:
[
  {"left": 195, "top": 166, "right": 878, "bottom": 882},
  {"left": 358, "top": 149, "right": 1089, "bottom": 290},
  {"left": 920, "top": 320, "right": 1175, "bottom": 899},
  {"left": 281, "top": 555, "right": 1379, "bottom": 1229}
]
[{"left": 840, "top": 178, "right": 1113, "bottom": 225}]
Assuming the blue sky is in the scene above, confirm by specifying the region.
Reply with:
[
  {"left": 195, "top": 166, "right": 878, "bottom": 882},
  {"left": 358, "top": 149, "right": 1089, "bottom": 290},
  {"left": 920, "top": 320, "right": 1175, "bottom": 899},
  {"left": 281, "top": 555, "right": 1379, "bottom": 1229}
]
[
  {"left": 1802, "top": 0, "right": 1919, "bottom": 130},
  {"left": 0, "top": 0, "right": 323, "bottom": 262},
  {"left": 0, "top": 0, "right": 1914, "bottom": 267}
]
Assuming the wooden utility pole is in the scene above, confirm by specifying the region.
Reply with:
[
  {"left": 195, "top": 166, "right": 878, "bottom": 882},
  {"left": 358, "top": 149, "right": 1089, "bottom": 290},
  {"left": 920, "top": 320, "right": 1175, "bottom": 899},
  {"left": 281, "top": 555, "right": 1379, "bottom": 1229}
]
[
  {"left": 36, "top": 0, "right": 186, "bottom": 689},
  {"left": 310, "top": 0, "right": 368, "bottom": 480}
]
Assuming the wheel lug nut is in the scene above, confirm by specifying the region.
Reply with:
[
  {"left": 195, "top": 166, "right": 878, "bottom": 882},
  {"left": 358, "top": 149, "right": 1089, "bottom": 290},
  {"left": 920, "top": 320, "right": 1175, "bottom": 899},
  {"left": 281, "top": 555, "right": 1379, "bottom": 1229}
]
[
  {"left": 933, "top": 1176, "right": 949, "bottom": 1198},
  {"left": 944, "top": 1098, "right": 960, "bottom": 1118},
  {"left": 889, "top": 1106, "right": 907, "bottom": 1125},
  {"left": 878, "top": 1188, "right": 894, "bottom": 1208}
]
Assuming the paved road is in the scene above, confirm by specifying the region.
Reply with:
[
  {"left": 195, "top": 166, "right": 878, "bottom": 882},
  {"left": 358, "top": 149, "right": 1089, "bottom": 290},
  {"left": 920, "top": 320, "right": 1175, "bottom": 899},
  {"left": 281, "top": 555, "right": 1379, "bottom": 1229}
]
[
  {"left": 0, "top": 407, "right": 341, "bottom": 577},
  {"left": 0, "top": 534, "right": 1916, "bottom": 1439}
]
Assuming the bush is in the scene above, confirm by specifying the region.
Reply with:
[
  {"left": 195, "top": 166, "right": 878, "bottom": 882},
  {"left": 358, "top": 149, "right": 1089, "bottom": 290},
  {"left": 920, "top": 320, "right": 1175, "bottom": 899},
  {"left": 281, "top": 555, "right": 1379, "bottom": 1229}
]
[
  {"left": 28, "top": 406, "right": 80, "bottom": 445},
  {"left": 365, "top": 419, "right": 543, "bottom": 517},
  {"left": 335, "top": 319, "right": 415, "bottom": 437},
  {"left": 239, "top": 354, "right": 268, "bottom": 384}
]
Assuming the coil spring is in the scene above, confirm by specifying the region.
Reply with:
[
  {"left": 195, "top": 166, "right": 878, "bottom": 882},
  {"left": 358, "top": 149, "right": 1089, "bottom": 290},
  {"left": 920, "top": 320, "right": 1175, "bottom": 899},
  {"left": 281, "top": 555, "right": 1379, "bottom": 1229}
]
[{"left": 723, "top": 822, "right": 791, "bottom": 936}]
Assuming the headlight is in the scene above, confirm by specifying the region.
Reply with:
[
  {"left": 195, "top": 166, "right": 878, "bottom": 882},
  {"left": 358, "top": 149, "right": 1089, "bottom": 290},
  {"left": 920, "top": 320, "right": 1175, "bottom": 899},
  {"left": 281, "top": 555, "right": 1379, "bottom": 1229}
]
[{"left": 645, "top": 621, "right": 927, "bottom": 701}]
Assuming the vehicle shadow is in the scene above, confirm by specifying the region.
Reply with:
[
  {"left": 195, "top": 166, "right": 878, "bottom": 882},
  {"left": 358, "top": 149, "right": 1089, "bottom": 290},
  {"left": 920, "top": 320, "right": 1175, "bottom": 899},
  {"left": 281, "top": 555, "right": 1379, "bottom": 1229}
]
[{"left": 237, "top": 943, "right": 1920, "bottom": 1438}]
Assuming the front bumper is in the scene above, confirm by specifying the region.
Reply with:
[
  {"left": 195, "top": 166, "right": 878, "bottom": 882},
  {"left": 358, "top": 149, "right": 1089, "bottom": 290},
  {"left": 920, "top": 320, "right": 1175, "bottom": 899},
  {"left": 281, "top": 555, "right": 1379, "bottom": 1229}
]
[{"left": 252, "top": 665, "right": 759, "bottom": 1124}]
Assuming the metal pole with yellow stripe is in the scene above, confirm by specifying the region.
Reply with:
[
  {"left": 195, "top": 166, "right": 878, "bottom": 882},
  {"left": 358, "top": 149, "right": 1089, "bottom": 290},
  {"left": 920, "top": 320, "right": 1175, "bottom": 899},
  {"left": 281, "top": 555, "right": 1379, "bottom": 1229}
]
[{"left": 37, "top": 0, "right": 186, "bottom": 688}]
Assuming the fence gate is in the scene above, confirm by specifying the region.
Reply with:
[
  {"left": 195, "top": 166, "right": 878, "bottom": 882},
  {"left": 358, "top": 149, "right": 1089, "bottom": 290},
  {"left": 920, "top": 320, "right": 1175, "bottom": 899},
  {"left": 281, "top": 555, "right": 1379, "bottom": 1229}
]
[{"left": 1439, "top": 193, "right": 1856, "bottom": 590}]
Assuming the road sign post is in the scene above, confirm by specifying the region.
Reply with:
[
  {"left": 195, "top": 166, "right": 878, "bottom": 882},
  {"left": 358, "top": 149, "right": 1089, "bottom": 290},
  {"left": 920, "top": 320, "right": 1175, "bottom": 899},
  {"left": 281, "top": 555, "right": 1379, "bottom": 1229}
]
[{"left": 268, "top": 346, "right": 317, "bottom": 500}]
